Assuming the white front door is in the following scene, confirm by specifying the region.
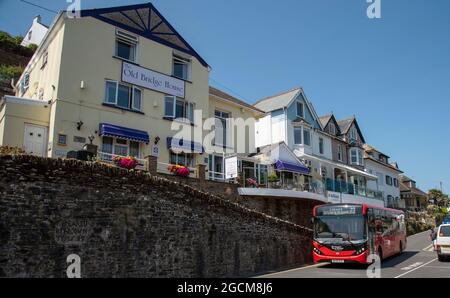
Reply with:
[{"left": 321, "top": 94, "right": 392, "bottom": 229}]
[{"left": 24, "top": 124, "right": 47, "bottom": 156}]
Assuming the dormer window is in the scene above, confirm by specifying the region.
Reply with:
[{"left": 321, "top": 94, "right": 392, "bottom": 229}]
[
  {"left": 115, "top": 30, "right": 138, "bottom": 62},
  {"left": 296, "top": 101, "right": 304, "bottom": 118},
  {"left": 173, "top": 54, "right": 191, "bottom": 81},
  {"left": 329, "top": 123, "right": 336, "bottom": 135},
  {"left": 350, "top": 126, "right": 358, "bottom": 141}
]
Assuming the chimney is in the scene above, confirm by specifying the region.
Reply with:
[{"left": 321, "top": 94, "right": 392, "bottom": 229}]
[{"left": 33, "top": 15, "right": 41, "bottom": 24}]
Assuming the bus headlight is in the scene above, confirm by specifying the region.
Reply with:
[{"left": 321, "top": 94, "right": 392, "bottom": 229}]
[
  {"left": 354, "top": 247, "right": 366, "bottom": 255},
  {"left": 313, "top": 247, "right": 322, "bottom": 255}
]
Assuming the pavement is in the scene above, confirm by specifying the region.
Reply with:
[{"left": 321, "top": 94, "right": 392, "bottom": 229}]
[{"left": 258, "top": 231, "right": 450, "bottom": 278}]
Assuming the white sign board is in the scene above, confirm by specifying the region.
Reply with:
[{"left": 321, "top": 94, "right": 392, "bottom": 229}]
[
  {"left": 225, "top": 156, "right": 238, "bottom": 180},
  {"left": 327, "top": 191, "right": 341, "bottom": 204},
  {"left": 122, "top": 62, "right": 185, "bottom": 98},
  {"left": 151, "top": 145, "right": 159, "bottom": 158}
]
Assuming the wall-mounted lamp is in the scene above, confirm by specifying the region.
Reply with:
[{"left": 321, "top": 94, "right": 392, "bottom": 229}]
[
  {"left": 76, "top": 121, "right": 84, "bottom": 131},
  {"left": 154, "top": 136, "right": 160, "bottom": 145},
  {"left": 88, "top": 134, "right": 95, "bottom": 145}
]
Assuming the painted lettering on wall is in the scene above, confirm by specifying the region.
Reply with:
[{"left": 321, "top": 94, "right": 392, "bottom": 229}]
[{"left": 122, "top": 62, "right": 185, "bottom": 98}]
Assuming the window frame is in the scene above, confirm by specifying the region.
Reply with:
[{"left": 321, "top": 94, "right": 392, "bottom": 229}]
[
  {"left": 164, "top": 95, "right": 195, "bottom": 122},
  {"left": 329, "top": 123, "right": 336, "bottom": 135},
  {"left": 319, "top": 137, "right": 324, "bottom": 155},
  {"left": 337, "top": 144, "right": 343, "bottom": 162},
  {"left": 296, "top": 101, "right": 304, "bottom": 118},
  {"left": 115, "top": 30, "right": 139, "bottom": 63},
  {"left": 103, "top": 80, "right": 142, "bottom": 112},
  {"left": 102, "top": 136, "right": 140, "bottom": 158},
  {"left": 350, "top": 148, "right": 364, "bottom": 166},
  {"left": 172, "top": 54, "right": 191, "bottom": 81}
]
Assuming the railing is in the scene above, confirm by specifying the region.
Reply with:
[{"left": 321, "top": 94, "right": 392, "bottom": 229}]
[
  {"left": 325, "top": 178, "right": 383, "bottom": 200},
  {"left": 97, "top": 151, "right": 146, "bottom": 170},
  {"left": 157, "top": 161, "right": 197, "bottom": 178}
]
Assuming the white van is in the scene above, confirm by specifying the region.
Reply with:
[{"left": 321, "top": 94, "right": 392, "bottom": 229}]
[{"left": 436, "top": 224, "right": 450, "bottom": 262}]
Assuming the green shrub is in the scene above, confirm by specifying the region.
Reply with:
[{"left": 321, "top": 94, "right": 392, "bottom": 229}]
[
  {"left": 0, "top": 64, "right": 24, "bottom": 83},
  {"left": 0, "top": 31, "right": 35, "bottom": 57}
]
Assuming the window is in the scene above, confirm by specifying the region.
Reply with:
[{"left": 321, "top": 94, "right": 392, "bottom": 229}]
[
  {"left": 28, "top": 30, "right": 32, "bottom": 40},
  {"left": 102, "top": 136, "right": 140, "bottom": 158},
  {"left": 329, "top": 123, "right": 336, "bottom": 135},
  {"left": 350, "top": 148, "right": 363, "bottom": 166},
  {"left": 337, "top": 144, "right": 343, "bottom": 161},
  {"left": 164, "top": 96, "right": 195, "bottom": 122},
  {"left": 214, "top": 110, "right": 230, "bottom": 147},
  {"left": 350, "top": 126, "right": 358, "bottom": 141},
  {"left": 377, "top": 173, "right": 384, "bottom": 186},
  {"left": 393, "top": 178, "right": 399, "bottom": 188},
  {"left": 294, "top": 126, "right": 311, "bottom": 146},
  {"left": 57, "top": 134, "right": 67, "bottom": 145},
  {"left": 296, "top": 101, "right": 304, "bottom": 118},
  {"left": 294, "top": 127, "right": 302, "bottom": 145},
  {"left": 319, "top": 138, "right": 324, "bottom": 154},
  {"left": 41, "top": 52, "right": 48, "bottom": 69},
  {"left": 104, "top": 80, "right": 142, "bottom": 111},
  {"left": 170, "top": 152, "right": 195, "bottom": 168},
  {"left": 20, "top": 72, "right": 30, "bottom": 96},
  {"left": 115, "top": 30, "right": 138, "bottom": 62},
  {"left": 173, "top": 54, "right": 191, "bottom": 80},
  {"left": 303, "top": 129, "right": 311, "bottom": 146},
  {"left": 386, "top": 175, "right": 393, "bottom": 186}
]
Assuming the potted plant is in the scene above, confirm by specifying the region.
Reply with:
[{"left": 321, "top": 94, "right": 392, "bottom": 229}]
[
  {"left": 246, "top": 178, "right": 258, "bottom": 188},
  {"left": 268, "top": 173, "right": 279, "bottom": 189},
  {"left": 113, "top": 155, "right": 138, "bottom": 170},
  {"left": 168, "top": 164, "right": 190, "bottom": 178}
]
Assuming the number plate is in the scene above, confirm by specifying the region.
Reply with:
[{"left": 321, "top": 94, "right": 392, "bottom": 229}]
[{"left": 331, "top": 260, "right": 345, "bottom": 263}]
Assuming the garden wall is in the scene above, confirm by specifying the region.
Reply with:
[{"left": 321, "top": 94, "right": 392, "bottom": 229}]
[{"left": 0, "top": 155, "right": 312, "bottom": 278}]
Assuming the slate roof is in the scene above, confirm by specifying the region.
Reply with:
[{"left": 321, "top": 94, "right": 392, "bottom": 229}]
[
  {"left": 319, "top": 114, "right": 333, "bottom": 128},
  {"left": 337, "top": 117, "right": 354, "bottom": 134},
  {"left": 209, "top": 87, "right": 264, "bottom": 113},
  {"left": 253, "top": 87, "right": 302, "bottom": 113}
]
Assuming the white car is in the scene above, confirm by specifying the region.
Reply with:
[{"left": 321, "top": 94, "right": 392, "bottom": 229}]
[{"left": 436, "top": 224, "right": 450, "bottom": 262}]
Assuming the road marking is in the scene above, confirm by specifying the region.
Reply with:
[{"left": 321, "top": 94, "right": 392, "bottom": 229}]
[
  {"left": 423, "top": 244, "right": 433, "bottom": 251},
  {"left": 394, "top": 258, "right": 437, "bottom": 278},
  {"left": 257, "top": 263, "right": 323, "bottom": 277},
  {"left": 400, "top": 262, "right": 423, "bottom": 271}
]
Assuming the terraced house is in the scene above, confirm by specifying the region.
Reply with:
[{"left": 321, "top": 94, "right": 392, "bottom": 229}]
[{"left": 254, "top": 88, "right": 384, "bottom": 206}]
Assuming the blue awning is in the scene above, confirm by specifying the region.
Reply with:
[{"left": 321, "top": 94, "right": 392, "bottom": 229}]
[
  {"left": 275, "top": 160, "right": 310, "bottom": 175},
  {"left": 99, "top": 123, "right": 150, "bottom": 144},
  {"left": 167, "top": 137, "right": 204, "bottom": 154}
]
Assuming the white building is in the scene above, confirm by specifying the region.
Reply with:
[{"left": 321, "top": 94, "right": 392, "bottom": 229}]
[
  {"left": 253, "top": 87, "right": 382, "bottom": 206},
  {"left": 364, "top": 144, "right": 403, "bottom": 208},
  {"left": 20, "top": 15, "right": 48, "bottom": 47}
]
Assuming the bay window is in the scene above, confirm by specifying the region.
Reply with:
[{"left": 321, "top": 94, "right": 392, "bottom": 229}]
[
  {"left": 303, "top": 129, "right": 311, "bottom": 146},
  {"left": 293, "top": 126, "right": 311, "bottom": 146},
  {"left": 350, "top": 148, "right": 363, "bottom": 166},
  {"left": 104, "top": 80, "right": 142, "bottom": 111},
  {"left": 164, "top": 96, "right": 195, "bottom": 122}
]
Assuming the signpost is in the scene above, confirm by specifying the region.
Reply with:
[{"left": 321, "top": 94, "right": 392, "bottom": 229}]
[{"left": 225, "top": 156, "right": 238, "bottom": 180}]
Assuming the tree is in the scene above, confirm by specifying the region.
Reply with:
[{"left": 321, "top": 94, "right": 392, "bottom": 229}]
[{"left": 429, "top": 189, "right": 449, "bottom": 207}]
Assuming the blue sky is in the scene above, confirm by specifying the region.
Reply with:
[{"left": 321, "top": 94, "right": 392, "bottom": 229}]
[{"left": 1, "top": 0, "right": 449, "bottom": 193}]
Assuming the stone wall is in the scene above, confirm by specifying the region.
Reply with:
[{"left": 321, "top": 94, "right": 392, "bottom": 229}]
[
  {"left": 239, "top": 196, "right": 323, "bottom": 229},
  {"left": 0, "top": 155, "right": 312, "bottom": 278}
]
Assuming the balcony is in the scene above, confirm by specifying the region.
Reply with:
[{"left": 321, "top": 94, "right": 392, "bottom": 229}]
[{"left": 325, "top": 179, "right": 383, "bottom": 200}]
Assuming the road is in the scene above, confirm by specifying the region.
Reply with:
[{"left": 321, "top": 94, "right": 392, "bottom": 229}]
[{"left": 259, "top": 231, "right": 450, "bottom": 278}]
